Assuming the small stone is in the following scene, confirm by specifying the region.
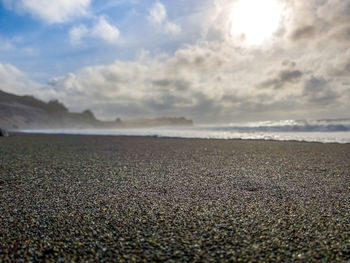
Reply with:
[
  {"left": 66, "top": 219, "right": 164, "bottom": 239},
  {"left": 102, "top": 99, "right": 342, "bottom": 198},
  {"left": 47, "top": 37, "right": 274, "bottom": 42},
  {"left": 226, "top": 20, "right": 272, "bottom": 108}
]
[{"left": 0, "top": 128, "right": 9, "bottom": 137}]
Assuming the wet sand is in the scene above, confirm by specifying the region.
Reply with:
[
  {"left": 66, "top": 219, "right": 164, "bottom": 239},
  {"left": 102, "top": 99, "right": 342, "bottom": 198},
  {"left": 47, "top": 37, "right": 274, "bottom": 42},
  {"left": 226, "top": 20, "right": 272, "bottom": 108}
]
[{"left": 0, "top": 133, "right": 349, "bottom": 262}]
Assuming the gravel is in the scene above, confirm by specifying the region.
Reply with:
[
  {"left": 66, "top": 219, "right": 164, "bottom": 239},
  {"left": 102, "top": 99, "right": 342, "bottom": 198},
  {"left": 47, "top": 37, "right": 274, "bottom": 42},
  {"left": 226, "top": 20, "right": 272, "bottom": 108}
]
[{"left": 0, "top": 133, "right": 349, "bottom": 262}]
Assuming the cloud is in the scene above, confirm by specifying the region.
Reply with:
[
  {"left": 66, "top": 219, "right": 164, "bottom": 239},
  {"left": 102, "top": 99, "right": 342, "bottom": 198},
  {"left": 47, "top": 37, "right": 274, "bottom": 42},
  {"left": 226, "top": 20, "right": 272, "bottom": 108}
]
[
  {"left": 282, "top": 0, "right": 350, "bottom": 44},
  {"left": 45, "top": 43, "right": 236, "bottom": 121},
  {"left": 1, "top": 0, "right": 92, "bottom": 24},
  {"left": 326, "top": 48, "right": 350, "bottom": 77},
  {"left": 317, "top": 0, "right": 350, "bottom": 25},
  {"left": 329, "top": 25, "right": 350, "bottom": 42},
  {"left": 259, "top": 69, "right": 304, "bottom": 90},
  {"left": 148, "top": 2, "right": 166, "bottom": 25},
  {"left": 43, "top": 39, "right": 347, "bottom": 122},
  {"left": 69, "top": 25, "right": 89, "bottom": 45},
  {"left": 69, "top": 17, "right": 120, "bottom": 45},
  {"left": 0, "top": 63, "right": 28, "bottom": 93},
  {"left": 289, "top": 25, "right": 316, "bottom": 41},
  {"left": 303, "top": 76, "right": 339, "bottom": 105},
  {"left": 147, "top": 2, "right": 181, "bottom": 35},
  {"left": 91, "top": 17, "right": 120, "bottom": 43},
  {"left": 163, "top": 22, "right": 181, "bottom": 35},
  {"left": 0, "top": 63, "right": 50, "bottom": 96},
  {"left": 152, "top": 79, "right": 190, "bottom": 91}
]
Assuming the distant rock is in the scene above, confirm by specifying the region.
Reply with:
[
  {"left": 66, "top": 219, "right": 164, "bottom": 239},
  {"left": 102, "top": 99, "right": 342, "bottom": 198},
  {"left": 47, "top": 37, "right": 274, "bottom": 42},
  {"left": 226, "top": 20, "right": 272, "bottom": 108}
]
[
  {"left": 0, "top": 128, "right": 9, "bottom": 137},
  {"left": 120, "top": 117, "right": 194, "bottom": 128},
  {"left": 0, "top": 89, "right": 102, "bottom": 129},
  {"left": 0, "top": 89, "right": 195, "bottom": 129}
]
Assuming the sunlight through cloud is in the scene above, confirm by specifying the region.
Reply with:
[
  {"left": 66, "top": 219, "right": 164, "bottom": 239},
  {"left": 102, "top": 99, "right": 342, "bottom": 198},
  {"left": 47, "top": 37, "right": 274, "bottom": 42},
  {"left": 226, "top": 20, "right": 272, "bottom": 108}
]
[{"left": 229, "top": 0, "right": 283, "bottom": 45}]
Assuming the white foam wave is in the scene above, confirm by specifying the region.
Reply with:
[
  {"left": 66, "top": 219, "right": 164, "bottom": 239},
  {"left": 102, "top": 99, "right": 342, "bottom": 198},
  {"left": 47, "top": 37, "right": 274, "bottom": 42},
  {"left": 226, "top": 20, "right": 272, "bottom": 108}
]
[{"left": 20, "top": 125, "right": 350, "bottom": 144}]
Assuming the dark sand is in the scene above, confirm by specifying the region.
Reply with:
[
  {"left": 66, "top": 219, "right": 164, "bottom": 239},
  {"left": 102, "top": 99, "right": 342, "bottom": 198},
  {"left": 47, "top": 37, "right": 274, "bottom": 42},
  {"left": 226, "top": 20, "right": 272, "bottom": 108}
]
[{"left": 0, "top": 133, "right": 349, "bottom": 262}]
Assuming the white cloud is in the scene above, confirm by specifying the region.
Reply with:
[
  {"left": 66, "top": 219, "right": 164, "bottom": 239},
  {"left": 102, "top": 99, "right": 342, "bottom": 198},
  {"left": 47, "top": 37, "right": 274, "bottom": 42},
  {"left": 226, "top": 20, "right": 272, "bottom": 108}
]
[
  {"left": 147, "top": 1, "right": 181, "bottom": 35},
  {"left": 69, "top": 17, "right": 120, "bottom": 45},
  {"left": 1, "top": 0, "right": 92, "bottom": 24},
  {"left": 69, "top": 25, "right": 89, "bottom": 45},
  {"left": 148, "top": 2, "right": 166, "bottom": 25},
  {"left": 164, "top": 22, "right": 181, "bottom": 35},
  {"left": 91, "top": 17, "right": 120, "bottom": 43},
  {"left": 0, "top": 63, "right": 50, "bottom": 96}
]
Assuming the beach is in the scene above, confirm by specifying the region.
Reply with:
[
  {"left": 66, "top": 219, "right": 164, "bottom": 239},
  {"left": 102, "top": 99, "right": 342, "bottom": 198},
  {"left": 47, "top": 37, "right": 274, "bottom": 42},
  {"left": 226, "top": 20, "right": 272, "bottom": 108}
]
[{"left": 0, "top": 133, "right": 349, "bottom": 262}]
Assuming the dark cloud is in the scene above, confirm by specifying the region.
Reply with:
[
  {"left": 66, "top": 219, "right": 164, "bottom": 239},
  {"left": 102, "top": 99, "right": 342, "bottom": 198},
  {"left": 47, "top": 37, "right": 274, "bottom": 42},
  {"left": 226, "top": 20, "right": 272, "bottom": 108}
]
[
  {"left": 145, "top": 94, "right": 177, "bottom": 111},
  {"left": 330, "top": 25, "right": 350, "bottom": 41},
  {"left": 303, "top": 76, "right": 339, "bottom": 105},
  {"left": 290, "top": 25, "right": 316, "bottom": 41},
  {"left": 184, "top": 92, "right": 223, "bottom": 120},
  {"left": 145, "top": 93, "right": 192, "bottom": 112},
  {"left": 259, "top": 69, "right": 303, "bottom": 89},
  {"left": 280, "top": 70, "right": 303, "bottom": 82},
  {"left": 281, "top": 60, "right": 296, "bottom": 68},
  {"left": 335, "top": 62, "right": 350, "bottom": 76},
  {"left": 317, "top": 0, "right": 350, "bottom": 25},
  {"left": 152, "top": 79, "right": 190, "bottom": 91}
]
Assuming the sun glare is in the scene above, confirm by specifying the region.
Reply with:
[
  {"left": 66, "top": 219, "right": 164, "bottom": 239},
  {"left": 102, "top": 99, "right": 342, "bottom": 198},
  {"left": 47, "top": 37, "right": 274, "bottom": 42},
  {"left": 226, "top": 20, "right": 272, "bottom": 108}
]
[{"left": 229, "top": 0, "right": 282, "bottom": 45}]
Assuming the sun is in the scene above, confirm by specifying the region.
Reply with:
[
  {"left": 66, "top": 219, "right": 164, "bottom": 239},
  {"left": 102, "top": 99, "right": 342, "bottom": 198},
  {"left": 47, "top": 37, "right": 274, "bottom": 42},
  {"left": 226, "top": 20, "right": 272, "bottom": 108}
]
[{"left": 229, "top": 0, "right": 283, "bottom": 45}]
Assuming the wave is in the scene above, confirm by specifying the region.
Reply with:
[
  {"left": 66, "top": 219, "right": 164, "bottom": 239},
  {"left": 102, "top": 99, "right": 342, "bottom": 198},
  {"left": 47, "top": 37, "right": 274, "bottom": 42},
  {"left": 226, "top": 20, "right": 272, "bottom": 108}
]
[
  {"left": 222, "top": 118, "right": 350, "bottom": 132},
  {"left": 19, "top": 118, "right": 350, "bottom": 144},
  {"left": 206, "top": 124, "right": 350, "bottom": 132}
]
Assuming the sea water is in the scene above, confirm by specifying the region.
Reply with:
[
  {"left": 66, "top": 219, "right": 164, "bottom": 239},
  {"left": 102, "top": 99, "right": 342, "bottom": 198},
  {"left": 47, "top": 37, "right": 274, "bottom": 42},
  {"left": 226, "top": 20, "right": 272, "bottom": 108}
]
[{"left": 20, "top": 118, "right": 350, "bottom": 144}]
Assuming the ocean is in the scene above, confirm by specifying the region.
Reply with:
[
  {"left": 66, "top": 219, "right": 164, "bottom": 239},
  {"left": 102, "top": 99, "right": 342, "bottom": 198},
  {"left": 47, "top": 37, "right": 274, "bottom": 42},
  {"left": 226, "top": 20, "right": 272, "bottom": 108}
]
[{"left": 20, "top": 118, "right": 350, "bottom": 144}]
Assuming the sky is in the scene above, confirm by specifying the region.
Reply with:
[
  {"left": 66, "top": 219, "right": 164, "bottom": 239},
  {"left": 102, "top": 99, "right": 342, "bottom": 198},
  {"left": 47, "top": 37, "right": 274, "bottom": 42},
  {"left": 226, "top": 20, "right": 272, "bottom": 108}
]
[{"left": 0, "top": 0, "right": 349, "bottom": 123}]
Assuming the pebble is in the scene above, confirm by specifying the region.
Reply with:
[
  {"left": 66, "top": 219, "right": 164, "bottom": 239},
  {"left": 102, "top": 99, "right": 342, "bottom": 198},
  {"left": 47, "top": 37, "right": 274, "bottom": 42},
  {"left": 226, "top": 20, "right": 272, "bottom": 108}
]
[{"left": 0, "top": 133, "right": 349, "bottom": 262}]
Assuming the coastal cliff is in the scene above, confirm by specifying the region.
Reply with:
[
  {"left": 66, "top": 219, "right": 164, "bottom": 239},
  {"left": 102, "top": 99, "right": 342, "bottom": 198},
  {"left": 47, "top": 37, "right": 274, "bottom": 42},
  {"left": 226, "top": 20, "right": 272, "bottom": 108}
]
[{"left": 0, "top": 90, "right": 193, "bottom": 130}]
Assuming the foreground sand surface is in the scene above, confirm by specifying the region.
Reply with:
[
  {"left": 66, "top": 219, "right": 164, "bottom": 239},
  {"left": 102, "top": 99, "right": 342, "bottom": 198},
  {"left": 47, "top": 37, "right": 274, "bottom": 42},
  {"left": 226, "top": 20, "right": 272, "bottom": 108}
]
[{"left": 0, "top": 133, "right": 349, "bottom": 262}]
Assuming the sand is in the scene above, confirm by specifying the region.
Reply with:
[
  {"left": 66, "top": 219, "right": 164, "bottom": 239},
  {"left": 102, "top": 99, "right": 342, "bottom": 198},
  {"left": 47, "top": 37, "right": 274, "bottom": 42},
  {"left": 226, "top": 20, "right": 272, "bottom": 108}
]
[{"left": 0, "top": 133, "right": 349, "bottom": 262}]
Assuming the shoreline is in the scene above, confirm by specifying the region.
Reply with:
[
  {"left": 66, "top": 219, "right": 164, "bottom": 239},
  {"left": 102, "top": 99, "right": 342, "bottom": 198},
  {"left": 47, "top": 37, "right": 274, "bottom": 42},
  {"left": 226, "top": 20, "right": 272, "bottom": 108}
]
[{"left": 15, "top": 129, "right": 350, "bottom": 144}]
